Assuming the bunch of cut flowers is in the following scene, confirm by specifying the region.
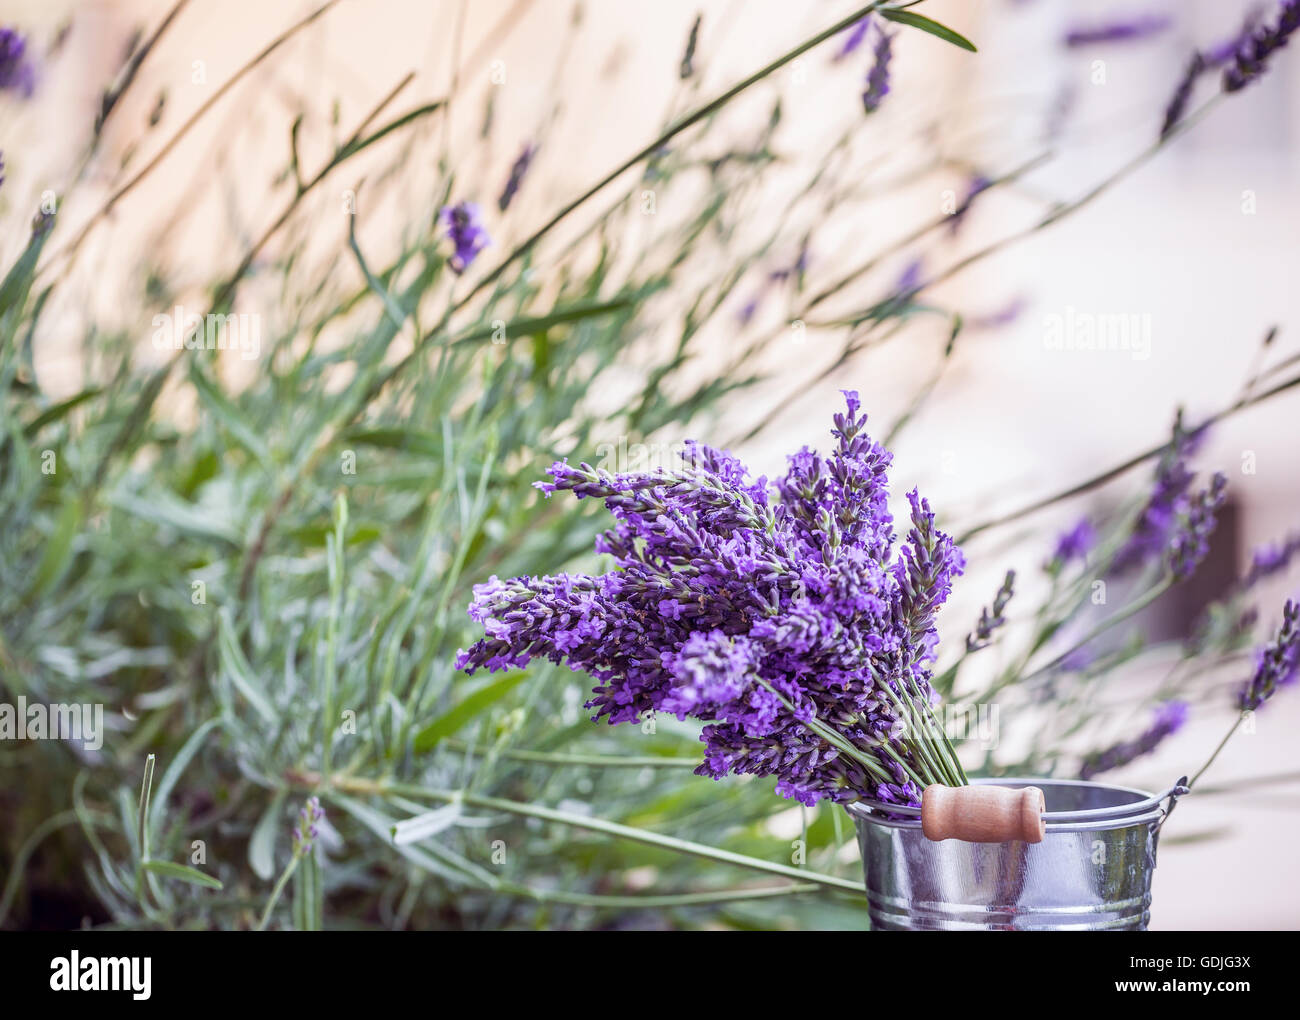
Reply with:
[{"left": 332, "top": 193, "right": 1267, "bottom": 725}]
[{"left": 458, "top": 392, "right": 968, "bottom": 807}]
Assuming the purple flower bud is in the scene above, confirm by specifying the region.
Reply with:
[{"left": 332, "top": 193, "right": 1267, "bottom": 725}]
[{"left": 440, "top": 201, "right": 490, "bottom": 274}]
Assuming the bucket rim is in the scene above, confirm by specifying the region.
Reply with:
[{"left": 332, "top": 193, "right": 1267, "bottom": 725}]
[{"left": 845, "top": 776, "right": 1171, "bottom": 832}]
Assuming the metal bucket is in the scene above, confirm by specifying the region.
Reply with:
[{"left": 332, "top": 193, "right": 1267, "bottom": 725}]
[{"left": 846, "top": 777, "right": 1187, "bottom": 931}]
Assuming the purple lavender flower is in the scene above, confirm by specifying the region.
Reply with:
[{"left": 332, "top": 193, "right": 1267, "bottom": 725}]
[
  {"left": 1205, "top": 7, "right": 1266, "bottom": 67},
  {"left": 1048, "top": 518, "right": 1096, "bottom": 569},
  {"left": 1239, "top": 531, "right": 1300, "bottom": 590},
  {"left": 1160, "top": 52, "right": 1206, "bottom": 139},
  {"left": 1112, "top": 415, "right": 1207, "bottom": 575},
  {"left": 0, "top": 27, "right": 36, "bottom": 96},
  {"left": 291, "top": 796, "right": 326, "bottom": 855},
  {"left": 1079, "top": 701, "right": 1188, "bottom": 780},
  {"left": 1224, "top": 0, "right": 1300, "bottom": 91},
  {"left": 835, "top": 16, "right": 872, "bottom": 62},
  {"left": 967, "top": 570, "right": 1015, "bottom": 652},
  {"left": 1167, "top": 471, "right": 1227, "bottom": 581},
  {"left": 440, "top": 201, "right": 490, "bottom": 274},
  {"left": 497, "top": 143, "right": 536, "bottom": 212},
  {"left": 862, "top": 26, "right": 893, "bottom": 115},
  {"left": 460, "top": 393, "right": 965, "bottom": 807},
  {"left": 971, "top": 295, "right": 1026, "bottom": 331},
  {"left": 1064, "top": 14, "right": 1172, "bottom": 49},
  {"left": 1237, "top": 600, "right": 1300, "bottom": 710}
]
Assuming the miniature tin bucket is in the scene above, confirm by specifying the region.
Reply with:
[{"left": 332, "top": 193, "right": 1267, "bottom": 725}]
[{"left": 845, "top": 777, "right": 1188, "bottom": 931}]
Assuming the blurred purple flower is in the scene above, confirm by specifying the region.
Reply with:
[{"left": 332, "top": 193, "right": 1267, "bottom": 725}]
[
  {"left": 1112, "top": 416, "right": 1208, "bottom": 575},
  {"left": 0, "top": 27, "right": 36, "bottom": 96},
  {"left": 1237, "top": 600, "right": 1300, "bottom": 710},
  {"left": 1049, "top": 518, "right": 1096, "bottom": 568},
  {"left": 1079, "top": 701, "right": 1188, "bottom": 780},
  {"left": 835, "top": 16, "right": 872, "bottom": 62},
  {"left": 1239, "top": 531, "right": 1300, "bottom": 590},
  {"left": 1223, "top": 0, "right": 1300, "bottom": 91},
  {"left": 862, "top": 26, "right": 893, "bottom": 114},
  {"left": 1167, "top": 472, "right": 1227, "bottom": 581},
  {"left": 1065, "top": 14, "right": 1172, "bottom": 48},
  {"left": 497, "top": 143, "right": 536, "bottom": 212},
  {"left": 440, "top": 201, "right": 490, "bottom": 274}
]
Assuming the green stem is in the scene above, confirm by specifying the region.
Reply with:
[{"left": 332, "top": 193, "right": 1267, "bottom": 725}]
[
  {"left": 1189, "top": 714, "right": 1246, "bottom": 789},
  {"left": 441, "top": 739, "right": 699, "bottom": 768},
  {"left": 310, "top": 775, "right": 864, "bottom": 894},
  {"left": 256, "top": 853, "right": 301, "bottom": 931}
]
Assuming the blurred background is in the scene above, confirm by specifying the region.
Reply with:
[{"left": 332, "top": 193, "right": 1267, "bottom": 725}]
[{"left": 2, "top": 0, "right": 1297, "bottom": 929}]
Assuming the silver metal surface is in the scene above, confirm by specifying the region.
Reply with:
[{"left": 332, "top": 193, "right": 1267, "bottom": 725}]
[{"left": 847, "top": 777, "right": 1184, "bottom": 931}]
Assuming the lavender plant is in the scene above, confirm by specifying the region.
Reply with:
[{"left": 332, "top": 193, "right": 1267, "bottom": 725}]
[{"left": 3, "top": 0, "right": 1300, "bottom": 934}]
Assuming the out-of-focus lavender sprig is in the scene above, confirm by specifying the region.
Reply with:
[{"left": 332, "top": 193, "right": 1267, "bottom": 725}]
[
  {"left": 497, "top": 143, "right": 536, "bottom": 212},
  {"left": 440, "top": 200, "right": 490, "bottom": 274},
  {"left": 1205, "top": 6, "right": 1266, "bottom": 67},
  {"left": 1168, "top": 471, "right": 1227, "bottom": 581},
  {"left": 1079, "top": 701, "right": 1188, "bottom": 780},
  {"left": 1239, "top": 531, "right": 1300, "bottom": 590},
  {"left": 1111, "top": 413, "right": 1208, "bottom": 575},
  {"left": 460, "top": 392, "right": 968, "bottom": 807},
  {"left": 1047, "top": 518, "right": 1096, "bottom": 571},
  {"left": 1160, "top": 52, "right": 1206, "bottom": 139},
  {"left": 0, "top": 26, "right": 36, "bottom": 96},
  {"left": 834, "top": 16, "right": 872, "bottom": 62},
  {"left": 1224, "top": 0, "right": 1300, "bottom": 92},
  {"left": 967, "top": 570, "right": 1015, "bottom": 653},
  {"left": 1064, "top": 14, "right": 1172, "bottom": 49},
  {"left": 862, "top": 25, "right": 893, "bottom": 115},
  {"left": 1237, "top": 599, "right": 1300, "bottom": 710}
]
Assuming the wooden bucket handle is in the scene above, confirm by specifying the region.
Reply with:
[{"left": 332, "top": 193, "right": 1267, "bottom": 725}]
[{"left": 921, "top": 784, "right": 1046, "bottom": 844}]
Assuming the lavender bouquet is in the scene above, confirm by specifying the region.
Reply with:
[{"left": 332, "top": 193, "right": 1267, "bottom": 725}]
[{"left": 458, "top": 392, "right": 968, "bottom": 808}]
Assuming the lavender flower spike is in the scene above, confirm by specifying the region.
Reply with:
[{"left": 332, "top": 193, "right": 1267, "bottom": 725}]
[
  {"left": 0, "top": 27, "right": 36, "bottom": 96},
  {"left": 1168, "top": 471, "right": 1228, "bottom": 581},
  {"left": 1064, "top": 15, "right": 1172, "bottom": 49},
  {"left": 440, "top": 201, "right": 490, "bottom": 274},
  {"left": 967, "top": 570, "right": 1015, "bottom": 652},
  {"left": 1160, "top": 52, "right": 1205, "bottom": 139},
  {"left": 498, "top": 143, "right": 536, "bottom": 212},
  {"left": 1224, "top": 0, "right": 1300, "bottom": 92},
  {"left": 862, "top": 26, "right": 893, "bottom": 115},
  {"left": 1048, "top": 518, "right": 1095, "bottom": 570},
  {"left": 834, "top": 16, "right": 871, "bottom": 62},
  {"left": 1080, "top": 701, "right": 1189, "bottom": 780},
  {"left": 1237, "top": 600, "right": 1300, "bottom": 710}
]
